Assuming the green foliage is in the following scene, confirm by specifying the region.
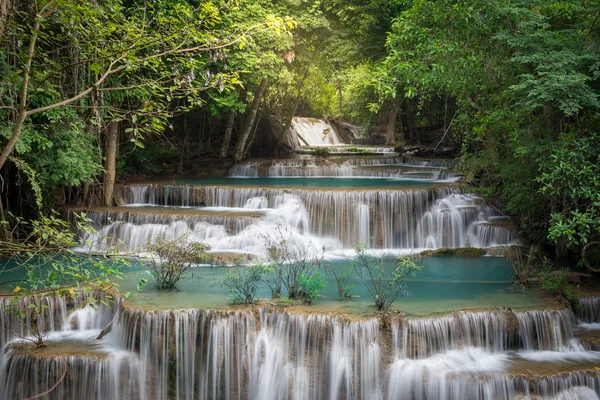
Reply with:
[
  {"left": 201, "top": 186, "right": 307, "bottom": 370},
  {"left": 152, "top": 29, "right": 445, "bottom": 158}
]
[
  {"left": 1, "top": 121, "right": 102, "bottom": 194},
  {"left": 261, "top": 230, "right": 324, "bottom": 303},
  {"left": 325, "top": 263, "right": 355, "bottom": 299},
  {"left": 0, "top": 0, "right": 295, "bottom": 209},
  {"left": 297, "top": 271, "right": 326, "bottom": 304},
  {"left": 537, "top": 133, "right": 600, "bottom": 250},
  {"left": 346, "top": 147, "right": 374, "bottom": 154},
  {"left": 380, "top": 0, "right": 600, "bottom": 260},
  {"left": 310, "top": 147, "right": 330, "bottom": 155},
  {"left": 146, "top": 234, "right": 212, "bottom": 290},
  {"left": 419, "top": 247, "right": 486, "bottom": 257},
  {"left": 117, "top": 139, "right": 178, "bottom": 176},
  {"left": 351, "top": 244, "right": 421, "bottom": 313},
  {"left": 539, "top": 269, "right": 581, "bottom": 309},
  {"left": 214, "top": 265, "right": 269, "bottom": 305}
]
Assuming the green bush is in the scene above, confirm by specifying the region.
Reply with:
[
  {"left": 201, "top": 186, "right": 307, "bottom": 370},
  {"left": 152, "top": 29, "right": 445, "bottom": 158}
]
[
  {"left": 214, "top": 265, "right": 269, "bottom": 305},
  {"left": 539, "top": 269, "right": 581, "bottom": 310},
  {"left": 310, "top": 148, "right": 330, "bottom": 155},
  {"left": 298, "top": 272, "right": 326, "bottom": 304},
  {"left": 147, "top": 234, "right": 211, "bottom": 290}
]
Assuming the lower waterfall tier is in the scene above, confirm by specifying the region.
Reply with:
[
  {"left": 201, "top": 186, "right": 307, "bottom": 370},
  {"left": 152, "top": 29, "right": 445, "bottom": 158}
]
[{"left": 2, "top": 295, "right": 600, "bottom": 399}]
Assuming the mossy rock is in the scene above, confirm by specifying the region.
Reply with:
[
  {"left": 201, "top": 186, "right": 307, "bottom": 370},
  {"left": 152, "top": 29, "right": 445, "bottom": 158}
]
[{"left": 418, "top": 247, "right": 486, "bottom": 257}]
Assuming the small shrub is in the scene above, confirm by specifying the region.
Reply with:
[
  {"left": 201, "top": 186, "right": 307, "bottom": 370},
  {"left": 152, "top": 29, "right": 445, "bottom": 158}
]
[
  {"left": 298, "top": 272, "right": 326, "bottom": 304},
  {"left": 539, "top": 269, "right": 581, "bottom": 309},
  {"left": 261, "top": 230, "right": 325, "bottom": 303},
  {"left": 351, "top": 244, "right": 421, "bottom": 313},
  {"left": 147, "top": 234, "right": 211, "bottom": 290},
  {"left": 311, "top": 147, "right": 330, "bottom": 155},
  {"left": 214, "top": 265, "right": 268, "bottom": 305},
  {"left": 325, "top": 263, "right": 355, "bottom": 299},
  {"left": 347, "top": 147, "right": 373, "bottom": 154}
]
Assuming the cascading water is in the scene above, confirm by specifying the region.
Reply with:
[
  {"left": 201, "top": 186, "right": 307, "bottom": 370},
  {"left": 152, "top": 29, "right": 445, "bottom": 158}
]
[
  {"left": 13, "top": 131, "right": 595, "bottom": 399},
  {"left": 229, "top": 157, "right": 459, "bottom": 180},
  {"left": 0, "top": 293, "right": 146, "bottom": 399},
  {"left": 81, "top": 185, "right": 519, "bottom": 255},
  {"left": 578, "top": 297, "right": 600, "bottom": 324},
  {"left": 2, "top": 297, "right": 600, "bottom": 399},
  {"left": 292, "top": 117, "right": 348, "bottom": 146}
]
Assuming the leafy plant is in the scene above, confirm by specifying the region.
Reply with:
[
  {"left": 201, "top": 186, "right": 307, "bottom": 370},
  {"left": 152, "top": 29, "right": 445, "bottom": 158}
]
[
  {"left": 214, "top": 265, "right": 269, "bottom": 305},
  {"left": 310, "top": 148, "right": 330, "bottom": 155},
  {"left": 505, "top": 245, "right": 550, "bottom": 285},
  {"left": 539, "top": 269, "right": 581, "bottom": 310},
  {"left": 297, "top": 272, "right": 326, "bottom": 304},
  {"left": 346, "top": 147, "right": 373, "bottom": 154},
  {"left": 261, "top": 230, "right": 325, "bottom": 303},
  {"left": 325, "top": 263, "right": 355, "bottom": 299},
  {"left": 146, "top": 234, "right": 212, "bottom": 290},
  {"left": 351, "top": 244, "right": 421, "bottom": 313}
]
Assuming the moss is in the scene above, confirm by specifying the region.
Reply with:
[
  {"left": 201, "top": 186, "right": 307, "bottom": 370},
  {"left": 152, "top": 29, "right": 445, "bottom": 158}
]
[
  {"left": 418, "top": 247, "right": 486, "bottom": 257},
  {"left": 346, "top": 147, "right": 374, "bottom": 154}
]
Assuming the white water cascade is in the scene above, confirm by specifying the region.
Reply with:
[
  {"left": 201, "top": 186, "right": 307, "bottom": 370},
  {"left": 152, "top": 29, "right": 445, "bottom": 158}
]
[
  {"left": 79, "top": 186, "right": 519, "bottom": 255},
  {"left": 292, "top": 117, "right": 348, "bottom": 146},
  {"left": 229, "top": 157, "right": 460, "bottom": 181},
  {"left": 2, "top": 295, "right": 600, "bottom": 399}
]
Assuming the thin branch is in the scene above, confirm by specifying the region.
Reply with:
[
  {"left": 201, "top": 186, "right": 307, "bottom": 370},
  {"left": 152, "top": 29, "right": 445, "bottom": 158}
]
[{"left": 25, "top": 358, "right": 67, "bottom": 400}]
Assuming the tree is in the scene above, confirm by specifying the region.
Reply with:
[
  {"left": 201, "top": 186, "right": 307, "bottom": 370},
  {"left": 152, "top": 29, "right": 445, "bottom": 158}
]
[
  {"left": 234, "top": 77, "right": 269, "bottom": 161},
  {"left": 380, "top": 0, "right": 600, "bottom": 261},
  {"left": 538, "top": 133, "right": 600, "bottom": 270},
  {"left": 0, "top": 0, "right": 294, "bottom": 207},
  {"left": 351, "top": 245, "right": 421, "bottom": 313}
]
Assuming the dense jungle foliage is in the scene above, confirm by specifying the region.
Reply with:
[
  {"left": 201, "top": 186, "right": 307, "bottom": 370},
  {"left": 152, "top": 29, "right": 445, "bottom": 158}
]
[{"left": 0, "top": 0, "right": 599, "bottom": 267}]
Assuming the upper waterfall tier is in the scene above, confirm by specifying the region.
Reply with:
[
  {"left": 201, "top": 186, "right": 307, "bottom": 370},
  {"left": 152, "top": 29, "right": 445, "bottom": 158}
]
[
  {"left": 292, "top": 117, "right": 352, "bottom": 146},
  {"left": 230, "top": 157, "right": 460, "bottom": 181},
  {"left": 81, "top": 184, "right": 519, "bottom": 254}
]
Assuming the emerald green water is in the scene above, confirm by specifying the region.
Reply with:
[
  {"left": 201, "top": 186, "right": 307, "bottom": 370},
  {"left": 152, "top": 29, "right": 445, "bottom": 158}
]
[
  {"left": 171, "top": 177, "right": 436, "bottom": 189},
  {"left": 120, "top": 256, "right": 540, "bottom": 316}
]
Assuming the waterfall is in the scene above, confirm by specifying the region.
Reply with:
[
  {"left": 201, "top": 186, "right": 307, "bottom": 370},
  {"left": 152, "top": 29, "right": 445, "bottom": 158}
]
[
  {"left": 292, "top": 118, "right": 347, "bottom": 146},
  {"left": 578, "top": 296, "right": 600, "bottom": 323},
  {"left": 2, "top": 296, "right": 600, "bottom": 399},
  {"left": 83, "top": 185, "right": 517, "bottom": 254},
  {"left": 392, "top": 311, "right": 511, "bottom": 360},
  {"left": 81, "top": 211, "right": 254, "bottom": 253},
  {"left": 229, "top": 157, "right": 459, "bottom": 180},
  {"left": 0, "top": 352, "right": 143, "bottom": 399},
  {"left": 357, "top": 204, "right": 370, "bottom": 245}
]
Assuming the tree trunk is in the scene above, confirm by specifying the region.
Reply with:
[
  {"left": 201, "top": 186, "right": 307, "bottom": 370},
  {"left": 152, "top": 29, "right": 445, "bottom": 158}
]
[
  {"left": 244, "top": 112, "right": 262, "bottom": 157},
  {"left": 337, "top": 78, "right": 343, "bottom": 115},
  {"left": 0, "top": 0, "right": 10, "bottom": 44},
  {"left": 0, "top": 195, "right": 8, "bottom": 239},
  {"left": 274, "top": 69, "right": 309, "bottom": 152},
  {"left": 234, "top": 78, "right": 268, "bottom": 162},
  {"left": 178, "top": 117, "right": 190, "bottom": 174},
  {"left": 220, "top": 108, "right": 235, "bottom": 159},
  {"left": 407, "top": 100, "right": 417, "bottom": 144},
  {"left": 103, "top": 121, "right": 119, "bottom": 206},
  {"left": 0, "top": 16, "right": 40, "bottom": 171},
  {"left": 385, "top": 103, "right": 399, "bottom": 146}
]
